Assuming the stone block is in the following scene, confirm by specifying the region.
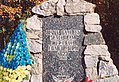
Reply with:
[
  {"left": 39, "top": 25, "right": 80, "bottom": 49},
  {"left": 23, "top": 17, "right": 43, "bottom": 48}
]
[
  {"left": 33, "top": 53, "right": 42, "bottom": 59},
  {"left": 95, "top": 75, "right": 119, "bottom": 82},
  {"left": 99, "top": 61, "right": 118, "bottom": 78},
  {"left": 28, "top": 40, "right": 42, "bottom": 53},
  {"left": 65, "top": 0, "right": 96, "bottom": 15},
  {"left": 33, "top": 57, "right": 42, "bottom": 64},
  {"left": 32, "top": 1, "right": 56, "bottom": 16},
  {"left": 84, "top": 45, "right": 110, "bottom": 56},
  {"left": 31, "top": 58, "right": 42, "bottom": 74},
  {"left": 84, "top": 13, "right": 100, "bottom": 25},
  {"left": 85, "top": 25, "right": 102, "bottom": 32},
  {"left": 85, "top": 56, "right": 98, "bottom": 68},
  {"left": 84, "top": 33, "right": 105, "bottom": 45},
  {"left": 26, "top": 15, "right": 43, "bottom": 30},
  {"left": 84, "top": 1, "right": 96, "bottom": 13},
  {"left": 26, "top": 31, "right": 42, "bottom": 40},
  {"left": 31, "top": 74, "right": 42, "bottom": 82},
  {"left": 26, "top": 30, "right": 42, "bottom": 39},
  {"left": 56, "top": 0, "right": 65, "bottom": 16},
  {"left": 86, "top": 68, "right": 98, "bottom": 80},
  {"left": 49, "top": 0, "right": 58, "bottom": 3},
  {"left": 98, "top": 56, "right": 112, "bottom": 62}
]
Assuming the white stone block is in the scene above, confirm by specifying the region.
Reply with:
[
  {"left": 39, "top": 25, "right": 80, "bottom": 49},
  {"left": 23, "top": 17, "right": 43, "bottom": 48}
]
[
  {"left": 99, "top": 61, "right": 118, "bottom": 78},
  {"left": 95, "top": 75, "right": 119, "bottom": 82},
  {"left": 31, "top": 58, "right": 42, "bottom": 74},
  {"left": 28, "top": 40, "right": 42, "bottom": 53},
  {"left": 85, "top": 25, "right": 102, "bottom": 32},
  {"left": 85, "top": 56, "right": 98, "bottom": 68},
  {"left": 26, "top": 15, "right": 43, "bottom": 30},
  {"left": 84, "top": 45, "right": 110, "bottom": 56},
  {"left": 32, "top": 1, "right": 56, "bottom": 16},
  {"left": 56, "top": 0, "right": 66, "bottom": 16},
  {"left": 65, "top": 0, "right": 96, "bottom": 15},
  {"left": 84, "top": 13, "right": 100, "bottom": 25},
  {"left": 31, "top": 74, "right": 42, "bottom": 82},
  {"left": 86, "top": 68, "right": 98, "bottom": 80}
]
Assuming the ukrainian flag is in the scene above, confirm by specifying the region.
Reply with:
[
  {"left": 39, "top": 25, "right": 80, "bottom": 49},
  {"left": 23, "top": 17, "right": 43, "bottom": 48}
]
[{"left": 0, "top": 23, "right": 32, "bottom": 82}]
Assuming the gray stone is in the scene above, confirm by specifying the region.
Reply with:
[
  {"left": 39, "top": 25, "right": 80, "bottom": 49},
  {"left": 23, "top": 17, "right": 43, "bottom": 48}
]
[
  {"left": 32, "top": 57, "right": 42, "bottom": 65},
  {"left": 85, "top": 25, "right": 102, "bottom": 32},
  {"left": 33, "top": 53, "right": 42, "bottom": 59},
  {"left": 34, "top": 30, "right": 42, "bottom": 37},
  {"left": 35, "top": 40, "right": 42, "bottom": 44},
  {"left": 84, "top": 45, "right": 110, "bottom": 56},
  {"left": 32, "top": 0, "right": 95, "bottom": 16},
  {"left": 99, "top": 61, "right": 118, "bottom": 78},
  {"left": 98, "top": 56, "right": 112, "bottom": 62},
  {"left": 85, "top": 56, "right": 98, "bottom": 68},
  {"left": 49, "top": 0, "right": 58, "bottom": 3},
  {"left": 84, "top": 13, "right": 100, "bottom": 25},
  {"left": 65, "top": 0, "right": 96, "bottom": 15},
  {"left": 26, "top": 31, "right": 39, "bottom": 39},
  {"left": 86, "top": 68, "right": 98, "bottom": 80},
  {"left": 31, "top": 55, "right": 42, "bottom": 75},
  {"left": 32, "top": 1, "right": 56, "bottom": 16},
  {"left": 26, "top": 15, "right": 42, "bottom": 30},
  {"left": 84, "top": 33, "right": 105, "bottom": 45},
  {"left": 84, "top": 1, "right": 96, "bottom": 13},
  {"left": 28, "top": 30, "right": 42, "bottom": 41},
  {"left": 28, "top": 40, "right": 42, "bottom": 53},
  {"left": 95, "top": 75, "right": 119, "bottom": 82},
  {"left": 42, "top": 16, "right": 85, "bottom": 82},
  {"left": 31, "top": 58, "right": 42, "bottom": 74},
  {"left": 31, "top": 74, "right": 42, "bottom": 82},
  {"left": 56, "top": 0, "right": 66, "bottom": 16}
]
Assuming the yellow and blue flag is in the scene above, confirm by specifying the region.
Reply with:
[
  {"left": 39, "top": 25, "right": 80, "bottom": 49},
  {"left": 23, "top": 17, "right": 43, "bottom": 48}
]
[{"left": 0, "top": 23, "right": 32, "bottom": 82}]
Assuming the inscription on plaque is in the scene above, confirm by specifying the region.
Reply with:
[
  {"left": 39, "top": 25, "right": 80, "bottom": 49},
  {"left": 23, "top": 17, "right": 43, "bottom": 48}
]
[
  {"left": 47, "top": 30, "right": 81, "bottom": 60},
  {"left": 43, "top": 16, "right": 85, "bottom": 82}
]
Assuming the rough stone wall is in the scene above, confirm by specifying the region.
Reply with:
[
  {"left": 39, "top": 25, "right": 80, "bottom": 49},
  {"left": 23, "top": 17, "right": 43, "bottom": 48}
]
[
  {"left": 84, "top": 13, "right": 119, "bottom": 82},
  {"left": 25, "top": 15, "right": 43, "bottom": 82},
  {"left": 25, "top": 0, "right": 119, "bottom": 82}
]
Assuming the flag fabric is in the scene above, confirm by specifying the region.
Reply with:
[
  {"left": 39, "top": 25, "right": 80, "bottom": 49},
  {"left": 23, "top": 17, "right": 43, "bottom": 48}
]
[{"left": 0, "top": 23, "right": 32, "bottom": 82}]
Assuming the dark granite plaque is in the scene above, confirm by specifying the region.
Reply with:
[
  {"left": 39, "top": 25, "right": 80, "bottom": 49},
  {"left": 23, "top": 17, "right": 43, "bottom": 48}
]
[{"left": 43, "top": 16, "right": 85, "bottom": 82}]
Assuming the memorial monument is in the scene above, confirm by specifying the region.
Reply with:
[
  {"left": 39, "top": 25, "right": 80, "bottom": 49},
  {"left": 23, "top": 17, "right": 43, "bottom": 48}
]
[{"left": 26, "top": 0, "right": 119, "bottom": 82}]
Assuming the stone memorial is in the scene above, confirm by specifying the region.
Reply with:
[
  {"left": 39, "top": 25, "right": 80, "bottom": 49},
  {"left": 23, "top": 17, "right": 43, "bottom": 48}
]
[
  {"left": 25, "top": 0, "right": 119, "bottom": 82},
  {"left": 43, "top": 16, "right": 85, "bottom": 82}
]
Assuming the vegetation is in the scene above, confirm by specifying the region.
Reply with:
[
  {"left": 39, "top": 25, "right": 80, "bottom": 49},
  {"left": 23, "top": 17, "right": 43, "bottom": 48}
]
[{"left": 0, "top": 0, "right": 46, "bottom": 46}]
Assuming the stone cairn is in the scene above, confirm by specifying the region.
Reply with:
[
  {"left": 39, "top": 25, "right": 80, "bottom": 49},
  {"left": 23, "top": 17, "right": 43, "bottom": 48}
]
[{"left": 25, "top": 0, "right": 119, "bottom": 82}]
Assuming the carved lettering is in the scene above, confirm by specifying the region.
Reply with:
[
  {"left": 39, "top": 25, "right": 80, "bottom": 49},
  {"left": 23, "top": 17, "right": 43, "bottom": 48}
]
[
  {"left": 48, "top": 45, "right": 79, "bottom": 51},
  {"left": 48, "top": 30, "right": 80, "bottom": 52}
]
